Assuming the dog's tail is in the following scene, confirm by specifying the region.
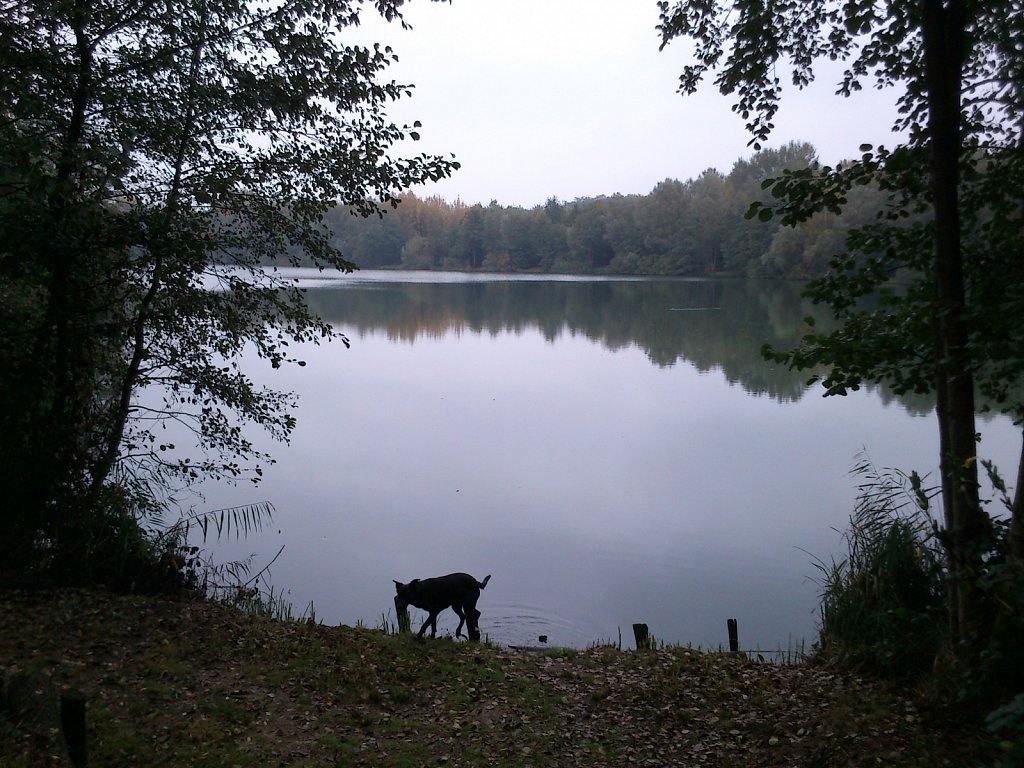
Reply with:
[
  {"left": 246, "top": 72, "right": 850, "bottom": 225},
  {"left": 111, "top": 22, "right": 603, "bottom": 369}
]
[{"left": 479, "top": 574, "right": 492, "bottom": 590}]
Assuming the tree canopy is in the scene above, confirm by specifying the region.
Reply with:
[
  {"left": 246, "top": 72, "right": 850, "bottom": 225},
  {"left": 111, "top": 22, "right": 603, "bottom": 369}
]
[
  {"left": 317, "top": 141, "right": 886, "bottom": 278},
  {"left": 0, "top": 0, "right": 456, "bottom": 585},
  {"left": 659, "top": 0, "right": 1024, "bottom": 679}
]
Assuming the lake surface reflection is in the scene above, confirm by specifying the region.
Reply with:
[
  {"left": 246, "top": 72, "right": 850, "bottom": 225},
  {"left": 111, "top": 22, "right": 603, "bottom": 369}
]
[{"left": 199, "top": 270, "right": 1019, "bottom": 652}]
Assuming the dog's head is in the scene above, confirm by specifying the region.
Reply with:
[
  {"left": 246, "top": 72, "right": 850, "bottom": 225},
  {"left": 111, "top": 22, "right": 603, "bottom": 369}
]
[{"left": 393, "top": 578, "right": 418, "bottom": 613}]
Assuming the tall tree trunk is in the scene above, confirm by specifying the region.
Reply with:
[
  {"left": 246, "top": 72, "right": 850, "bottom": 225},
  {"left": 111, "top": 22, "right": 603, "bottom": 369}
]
[
  {"left": 35, "top": 0, "right": 97, "bottom": 539},
  {"left": 3, "top": 1, "right": 96, "bottom": 580},
  {"left": 921, "top": 0, "right": 989, "bottom": 657}
]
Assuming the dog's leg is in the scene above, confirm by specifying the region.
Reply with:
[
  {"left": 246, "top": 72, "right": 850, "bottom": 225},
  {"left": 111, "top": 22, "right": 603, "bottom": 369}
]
[
  {"left": 463, "top": 595, "right": 482, "bottom": 641},
  {"left": 452, "top": 605, "right": 467, "bottom": 638}
]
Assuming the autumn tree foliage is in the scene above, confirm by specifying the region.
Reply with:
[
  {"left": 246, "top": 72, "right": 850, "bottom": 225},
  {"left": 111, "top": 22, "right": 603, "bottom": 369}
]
[{"left": 323, "top": 141, "right": 883, "bottom": 278}]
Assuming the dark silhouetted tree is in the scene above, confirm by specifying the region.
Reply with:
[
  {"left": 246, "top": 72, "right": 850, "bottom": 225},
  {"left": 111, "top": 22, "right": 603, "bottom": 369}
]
[
  {"left": 0, "top": 0, "right": 457, "bottom": 582},
  {"left": 659, "top": 0, "right": 1024, "bottom": 666}
]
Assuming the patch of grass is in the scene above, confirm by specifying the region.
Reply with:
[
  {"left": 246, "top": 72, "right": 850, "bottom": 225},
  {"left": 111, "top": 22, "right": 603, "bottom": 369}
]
[
  {"left": 538, "top": 647, "right": 580, "bottom": 660},
  {"left": 387, "top": 686, "right": 414, "bottom": 706},
  {"left": 813, "top": 458, "right": 947, "bottom": 681}
]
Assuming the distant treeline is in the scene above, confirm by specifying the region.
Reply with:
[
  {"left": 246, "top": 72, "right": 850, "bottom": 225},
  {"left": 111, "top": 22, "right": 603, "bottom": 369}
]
[{"left": 295, "top": 141, "right": 889, "bottom": 279}]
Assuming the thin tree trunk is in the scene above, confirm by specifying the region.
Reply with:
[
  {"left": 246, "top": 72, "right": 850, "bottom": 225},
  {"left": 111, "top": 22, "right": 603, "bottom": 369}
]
[
  {"left": 921, "top": 0, "right": 988, "bottom": 657},
  {"left": 87, "top": 260, "right": 162, "bottom": 501}
]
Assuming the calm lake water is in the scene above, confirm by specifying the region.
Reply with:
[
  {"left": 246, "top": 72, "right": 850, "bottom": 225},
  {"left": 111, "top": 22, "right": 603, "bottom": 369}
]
[{"left": 197, "top": 270, "right": 1019, "bottom": 653}]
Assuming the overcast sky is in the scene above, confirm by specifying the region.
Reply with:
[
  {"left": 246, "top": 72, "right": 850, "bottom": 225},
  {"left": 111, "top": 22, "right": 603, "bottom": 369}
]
[{"left": 355, "top": 0, "right": 904, "bottom": 209}]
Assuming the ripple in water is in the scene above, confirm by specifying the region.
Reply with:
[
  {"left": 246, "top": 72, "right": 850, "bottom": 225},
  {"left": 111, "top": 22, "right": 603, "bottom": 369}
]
[{"left": 396, "top": 602, "right": 606, "bottom": 649}]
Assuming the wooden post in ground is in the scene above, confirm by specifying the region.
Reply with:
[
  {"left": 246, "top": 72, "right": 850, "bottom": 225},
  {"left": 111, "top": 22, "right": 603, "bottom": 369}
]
[
  {"left": 727, "top": 618, "right": 739, "bottom": 654},
  {"left": 61, "top": 692, "right": 87, "bottom": 767},
  {"left": 632, "top": 623, "right": 650, "bottom": 651}
]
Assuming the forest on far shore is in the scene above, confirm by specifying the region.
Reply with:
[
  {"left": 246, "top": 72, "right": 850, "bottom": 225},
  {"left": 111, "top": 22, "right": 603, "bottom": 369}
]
[{"left": 303, "top": 141, "right": 888, "bottom": 279}]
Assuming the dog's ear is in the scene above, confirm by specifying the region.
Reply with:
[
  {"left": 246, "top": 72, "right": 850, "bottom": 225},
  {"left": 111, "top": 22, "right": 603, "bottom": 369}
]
[{"left": 393, "top": 580, "right": 403, "bottom": 591}]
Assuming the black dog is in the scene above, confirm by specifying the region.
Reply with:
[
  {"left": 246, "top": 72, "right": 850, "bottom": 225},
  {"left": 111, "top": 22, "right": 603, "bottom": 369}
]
[{"left": 393, "top": 572, "right": 491, "bottom": 640}]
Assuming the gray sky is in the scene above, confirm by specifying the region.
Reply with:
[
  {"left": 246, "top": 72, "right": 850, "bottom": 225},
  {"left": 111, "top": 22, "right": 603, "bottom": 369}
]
[{"left": 356, "top": 0, "right": 903, "bottom": 208}]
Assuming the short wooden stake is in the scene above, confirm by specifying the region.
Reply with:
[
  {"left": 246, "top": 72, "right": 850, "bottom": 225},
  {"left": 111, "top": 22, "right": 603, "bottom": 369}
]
[
  {"left": 727, "top": 618, "right": 739, "bottom": 654},
  {"left": 61, "top": 692, "right": 87, "bottom": 767},
  {"left": 632, "top": 623, "right": 650, "bottom": 651}
]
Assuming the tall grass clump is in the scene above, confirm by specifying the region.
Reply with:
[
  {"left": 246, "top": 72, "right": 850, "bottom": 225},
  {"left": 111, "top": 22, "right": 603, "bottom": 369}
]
[{"left": 814, "top": 454, "right": 947, "bottom": 680}]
